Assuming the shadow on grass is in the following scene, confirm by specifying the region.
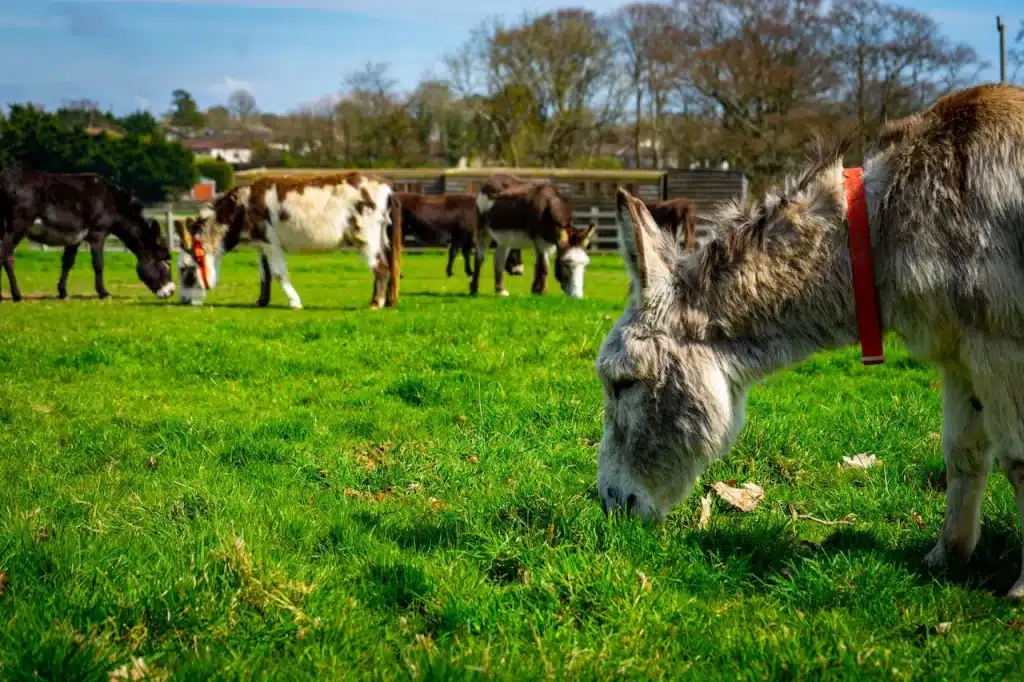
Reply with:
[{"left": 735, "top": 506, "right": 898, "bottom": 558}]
[
  {"left": 698, "top": 521, "right": 1023, "bottom": 598},
  {"left": 353, "top": 497, "right": 1023, "bottom": 599}
]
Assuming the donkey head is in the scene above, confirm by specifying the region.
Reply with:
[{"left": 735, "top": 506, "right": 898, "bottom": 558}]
[
  {"left": 555, "top": 223, "right": 596, "bottom": 299},
  {"left": 596, "top": 142, "right": 851, "bottom": 522},
  {"left": 175, "top": 203, "right": 234, "bottom": 305},
  {"left": 136, "top": 216, "right": 175, "bottom": 299},
  {"left": 595, "top": 190, "right": 738, "bottom": 521}
]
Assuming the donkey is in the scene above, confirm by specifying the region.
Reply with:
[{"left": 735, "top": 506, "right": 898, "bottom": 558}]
[
  {"left": 478, "top": 173, "right": 530, "bottom": 276},
  {"left": 596, "top": 83, "right": 1024, "bottom": 599},
  {"left": 176, "top": 172, "right": 400, "bottom": 309},
  {"left": 0, "top": 166, "right": 174, "bottom": 301},
  {"left": 473, "top": 178, "right": 595, "bottom": 298},
  {"left": 645, "top": 197, "right": 698, "bottom": 252},
  {"left": 396, "top": 191, "right": 522, "bottom": 278}
]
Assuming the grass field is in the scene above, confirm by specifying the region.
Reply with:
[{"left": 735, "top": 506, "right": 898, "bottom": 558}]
[{"left": 1, "top": 248, "right": 1022, "bottom": 681}]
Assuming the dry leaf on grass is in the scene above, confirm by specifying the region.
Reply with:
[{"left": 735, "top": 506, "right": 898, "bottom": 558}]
[
  {"left": 637, "top": 570, "right": 652, "bottom": 593},
  {"left": 842, "top": 453, "right": 879, "bottom": 469},
  {"left": 698, "top": 494, "right": 713, "bottom": 529},
  {"left": 145, "top": 456, "right": 158, "bottom": 471},
  {"left": 467, "top": 454, "right": 480, "bottom": 465},
  {"left": 910, "top": 513, "right": 926, "bottom": 529},
  {"left": 0, "top": 570, "right": 8, "bottom": 596},
  {"left": 108, "top": 657, "right": 167, "bottom": 682},
  {"left": 712, "top": 482, "right": 764, "bottom": 512}
]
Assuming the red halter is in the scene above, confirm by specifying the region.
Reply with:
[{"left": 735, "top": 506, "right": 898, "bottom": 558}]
[
  {"left": 193, "top": 239, "right": 210, "bottom": 290},
  {"left": 843, "top": 167, "right": 884, "bottom": 365}
]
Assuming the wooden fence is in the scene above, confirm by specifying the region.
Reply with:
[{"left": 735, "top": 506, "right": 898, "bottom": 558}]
[{"left": 24, "top": 201, "right": 718, "bottom": 257}]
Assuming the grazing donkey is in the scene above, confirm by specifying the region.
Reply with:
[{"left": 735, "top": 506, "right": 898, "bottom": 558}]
[
  {"left": 396, "top": 191, "right": 522, "bottom": 278},
  {"left": 645, "top": 197, "right": 698, "bottom": 252},
  {"left": 176, "top": 172, "right": 400, "bottom": 309},
  {"left": 473, "top": 177, "right": 595, "bottom": 298},
  {"left": 477, "top": 173, "right": 530, "bottom": 276},
  {"left": 596, "top": 83, "right": 1024, "bottom": 599},
  {"left": 0, "top": 166, "right": 174, "bottom": 301}
]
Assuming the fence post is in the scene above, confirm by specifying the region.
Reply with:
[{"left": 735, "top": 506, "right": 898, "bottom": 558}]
[
  {"left": 589, "top": 206, "right": 600, "bottom": 252},
  {"left": 165, "top": 204, "right": 175, "bottom": 251}
]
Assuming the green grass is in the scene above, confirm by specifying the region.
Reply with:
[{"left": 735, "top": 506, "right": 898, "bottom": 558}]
[{"left": 1, "top": 248, "right": 1022, "bottom": 681}]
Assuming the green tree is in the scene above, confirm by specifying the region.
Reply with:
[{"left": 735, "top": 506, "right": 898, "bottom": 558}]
[
  {"left": 169, "top": 89, "right": 206, "bottom": 129},
  {"left": 0, "top": 104, "right": 196, "bottom": 202},
  {"left": 195, "top": 157, "right": 234, "bottom": 192},
  {"left": 120, "top": 110, "right": 160, "bottom": 138}
]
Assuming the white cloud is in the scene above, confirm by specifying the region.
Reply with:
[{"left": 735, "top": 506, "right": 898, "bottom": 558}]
[
  {"left": 0, "top": 15, "right": 61, "bottom": 30},
  {"left": 210, "top": 76, "right": 254, "bottom": 96}
]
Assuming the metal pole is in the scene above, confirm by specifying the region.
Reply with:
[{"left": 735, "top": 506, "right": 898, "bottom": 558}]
[{"left": 998, "top": 16, "right": 1007, "bottom": 84}]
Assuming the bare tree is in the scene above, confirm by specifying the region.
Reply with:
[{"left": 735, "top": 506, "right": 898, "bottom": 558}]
[
  {"left": 204, "top": 105, "right": 231, "bottom": 130},
  {"left": 227, "top": 89, "right": 258, "bottom": 123},
  {"left": 671, "top": 0, "right": 842, "bottom": 180},
  {"left": 447, "top": 9, "right": 620, "bottom": 167},
  {"left": 831, "top": 0, "right": 987, "bottom": 159},
  {"left": 610, "top": 3, "right": 682, "bottom": 168},
  {"left": 1011, "top": 20, "right": 1024, "bottom": 83}
]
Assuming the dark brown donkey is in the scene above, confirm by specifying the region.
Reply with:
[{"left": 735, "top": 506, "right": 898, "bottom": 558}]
[
  {"left": 646, "top": 197, "right": 698, "bottom": 251},
  {"left": 0, "top": 165, "right": 174, "bottom": 301},
  {"left": 396, "top": 191, "right": 522, "bottom": 278},
  {"left": 473, "top": 179, "right": 595, "bottom": 298}
]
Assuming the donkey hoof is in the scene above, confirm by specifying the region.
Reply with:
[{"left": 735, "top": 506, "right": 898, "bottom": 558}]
[
  {"left": 290, "top": 303, "right": 304, "bottom": 311},
  {"left": 924, "top": 543, "right": 948, "bottom": 570},
  {"left": 496, "top": 289, "right": 510, "bottom": 297},
  {"left": 1006, "top": 579, "right": 1024, "bottom": 600}
]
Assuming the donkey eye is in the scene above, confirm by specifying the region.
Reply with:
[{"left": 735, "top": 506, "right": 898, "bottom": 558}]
[{"left": 611, "top": 379, "right": 637, "bottom": 399}]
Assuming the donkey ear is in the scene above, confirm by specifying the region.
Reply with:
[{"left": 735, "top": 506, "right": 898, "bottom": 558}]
[
  {"left": 616, "top": 188, "right": 674, "bottom": 293},
  {"left": 581, "top": 223, "right": 596, "bottom": 248}
]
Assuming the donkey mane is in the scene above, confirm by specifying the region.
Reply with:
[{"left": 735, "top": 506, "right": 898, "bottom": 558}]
[{"left": 693, "top": 135, "right": 851, "bottom": 294}]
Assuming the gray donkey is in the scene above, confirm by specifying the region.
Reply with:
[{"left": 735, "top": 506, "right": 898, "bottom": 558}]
[{"left": 596, "top": 83, "right": 1024, "bottom": 599}]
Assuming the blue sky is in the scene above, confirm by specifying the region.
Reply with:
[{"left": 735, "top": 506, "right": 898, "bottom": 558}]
[{"left": 0, "top": 0, "right": 1020, "bottom": 116}]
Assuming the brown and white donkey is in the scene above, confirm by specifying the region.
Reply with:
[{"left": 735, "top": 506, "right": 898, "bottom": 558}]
[{"left": 176, "top": 172, "right": 401, "bottom": 309}]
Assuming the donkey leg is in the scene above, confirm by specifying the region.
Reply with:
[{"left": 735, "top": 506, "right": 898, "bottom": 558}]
[
  {"left": 961, "top": 341, "right": 1024, "bottom": 598},
  {"left": 256, "top": 253, "right": 272, "bottom": 307},
  {"left": 58, "top": 244, "right": 80, "bottom": 299},
  {"left": 88, "top": 237, "right": 111, "bottom": 299},
  {"left": 446, "top": 241, "right": 457, "bottom": 278},
  {"left": 469, "top": 233, "right": 488, "bottom": 296},
  {"left": 531, "top": 242, "right": 552, "bottom": 295},
  {"left": 924, "top": 366, "right": 990, "bottom": 570},
  {"left": 462, "top": 235, "right": 474, "bottom": 277},
  {"left": 493, "top": 243, "right": 510, "bottom": 297},
  {"left": 0, "top": 231, "right": 22, "bottom": 302},
  {"left": 262, "top": 242, "right": 301, "bottom": 309}
]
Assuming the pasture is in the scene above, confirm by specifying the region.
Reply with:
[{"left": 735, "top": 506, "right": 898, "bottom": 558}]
[{"left": 1, "top": 248, "right": 1022, "bottom": 680}]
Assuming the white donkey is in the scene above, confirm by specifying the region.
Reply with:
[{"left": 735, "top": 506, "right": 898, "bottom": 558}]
[
  {"left": 175, "top": 172, "right": 400, "bottom": 309},
  {"left": 596, "top": 83, "right": 1024, "bottom": 599}
]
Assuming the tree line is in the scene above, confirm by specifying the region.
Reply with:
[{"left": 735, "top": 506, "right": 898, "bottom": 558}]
[
  {"left": 211, "top": 0, "right": 1014, "bottom": 189},
  {"left": 0, "top": 104, "right": 197, "bottom": 203},
  {"left": 4, "top": 0, "right": 1022, "bottom": 196}
]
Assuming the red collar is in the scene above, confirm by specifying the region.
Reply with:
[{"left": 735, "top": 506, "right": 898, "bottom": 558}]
[{"left": 843, "top": 168, "right": 884, "bottom": 365}]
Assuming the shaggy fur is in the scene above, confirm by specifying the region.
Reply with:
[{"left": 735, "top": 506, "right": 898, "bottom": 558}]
[{"left": 596, "top": 83, "right": 1024, "bottom": 599}]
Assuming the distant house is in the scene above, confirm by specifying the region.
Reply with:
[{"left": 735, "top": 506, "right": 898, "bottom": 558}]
[{"left": 181, "top": 136, "right": 254, "bottom": 165}]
